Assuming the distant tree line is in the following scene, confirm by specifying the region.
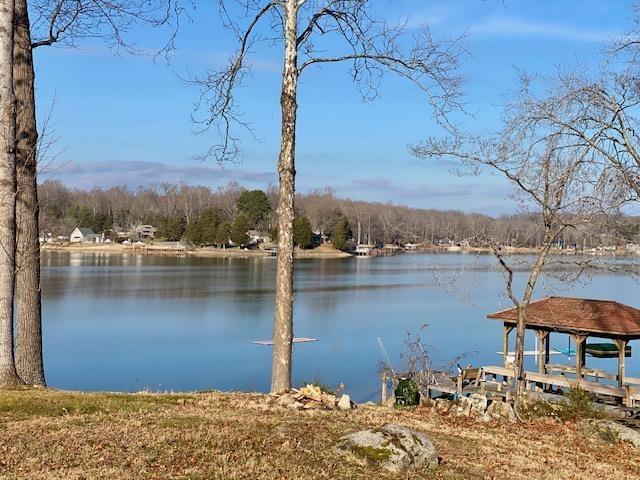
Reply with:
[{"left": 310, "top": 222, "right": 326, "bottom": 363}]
[{"left": 37, "top": 181, "right": 640, "bottom": 249}]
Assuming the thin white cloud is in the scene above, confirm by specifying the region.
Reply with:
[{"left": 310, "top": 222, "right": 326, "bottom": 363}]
[
  {"left": 470, "top": 17, "right": 617, "bottom": 43},
  {"left": 43, "top": 160, "right": 276, "bottom": 189}
]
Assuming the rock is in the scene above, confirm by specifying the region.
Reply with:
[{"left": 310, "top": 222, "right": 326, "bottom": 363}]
[
  {"left": 486, "top": 400, "right": 516, "bottom": 422},
  {"left": 335, "top": 424, "right": 438, "bottom": 474},
  {"left": 433, "top": 398, "right": 451, "bottom": 414},
  {"left": 454, "top": 398, "right": 472, "bottom": 417},
  {"left": 477, "top": 413, "right": 492, "bottom": 423},
  {"left": 337, "top": 394, "right": 352, "bottom": 410},
  {"left": 467, "top": 393, "right": 488, "bottom": 414},
  {"left": 384, "top": 396, "right": 396, "bottom": 408},
  {"left": 580, "top": 419, "right": 640, "bottom": 449},
  {"left": 287, "top": 401, "right": 304, "bottom": 410},
  {"left": 276, "top": 393, "right": 296, "bottom": 407}
]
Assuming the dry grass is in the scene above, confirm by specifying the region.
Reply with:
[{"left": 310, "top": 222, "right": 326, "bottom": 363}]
[{"left": 0, "top": 389, "right": 638, "bottom": 479}]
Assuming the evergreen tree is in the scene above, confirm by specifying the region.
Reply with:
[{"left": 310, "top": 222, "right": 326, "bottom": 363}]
[
  {"left": 198, "top": 209, "right": 220, "bottom": 245},
  {"left": 332, "top": 216, "right": 351, "bottom": 250},
  {"left": 216, "top": 221, "right": 232, "bottom": 246},
  {"left": 294, "top": 216, "right": 313, "bottom": 248},
  {"left": 236, "top": 190, "right": 270, "bottom": 229},
  {"left": 231, "top": 215, "right": 250, "bottom": 246},
  {"left": 163, "top": 217, "right": 186, "bottom": 241}
]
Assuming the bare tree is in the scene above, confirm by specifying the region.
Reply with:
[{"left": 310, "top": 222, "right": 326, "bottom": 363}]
[
  {"left": 0, "top": 0, "right": 21, "bottom": 387},
  {"left": 198, "top": 0, "right": 463, "bottom": 392},
  {"left": 10, "top": 0, "right": 186, "bottom": 386},
  {"left": 13, "top": 0, "right": 44, "bottom": 386},
  {"left": 523, "top": 71, "right": 640, "bottom": 203},
  {"left": 414, "top": 75, "right": 623, "bottom": 395}
]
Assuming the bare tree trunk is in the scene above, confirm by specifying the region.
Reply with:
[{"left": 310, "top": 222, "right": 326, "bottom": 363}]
[
  {"left": 0, "top": 0, "right": 21, "bottom": 387},
  {"left": 14, "top": 0, "right": 44, "bottom": 386},
  {"left": 271, "top": 0, "right": 298, "bottom": 393},
  {"left": 513, "top": 242, "right": 552, "bottom": 394}
]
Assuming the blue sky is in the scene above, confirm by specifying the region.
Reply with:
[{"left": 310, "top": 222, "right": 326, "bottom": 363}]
[{"left": 33, "top": 0, "right": 633, "bottom": 215}]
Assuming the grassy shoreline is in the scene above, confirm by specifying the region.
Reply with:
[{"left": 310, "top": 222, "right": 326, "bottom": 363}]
[{"left": 0, "top": 388, "right": 637, "bottom": 479}]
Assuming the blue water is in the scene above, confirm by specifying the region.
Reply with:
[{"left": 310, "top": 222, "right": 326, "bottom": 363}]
[{"left": 41, "top": 252, "right": 640, "bottom": 401}]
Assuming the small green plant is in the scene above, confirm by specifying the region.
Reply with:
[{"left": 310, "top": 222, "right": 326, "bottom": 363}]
[
  {"left": 395, "top": 379, "right": 420, "bottom": 406},
  {"left": 557, "top": 385, "right": 606, "bottom": 421},
  {"left": 516, "top": 386, "right": 606, "bottom": 421}
]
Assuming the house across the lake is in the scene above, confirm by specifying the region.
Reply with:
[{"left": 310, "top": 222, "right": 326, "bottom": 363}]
[
  {"left": 133, "top": 224, "right": 157, "bottom": 240},
  {"left": 70, "top": 227, "right": 103, "bottom": 244}
]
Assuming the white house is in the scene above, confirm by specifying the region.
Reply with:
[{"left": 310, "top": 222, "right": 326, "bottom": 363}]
[
  {"left": 70, "top": 227, "right": 102, "bottom": 243},
  {"left": 247, "top": 230, "right": 271, "bottom": 245}
]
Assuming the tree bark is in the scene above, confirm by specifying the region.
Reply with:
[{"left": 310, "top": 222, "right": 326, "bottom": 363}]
[
  {"left": 14, "top": 0, "right": 45, "bottom": 386},
  {"left": 0, "top": 0, "right": 21, "bottom": 387},
  {"left": 271, "top": 0, "right": 298, "bottom": 393},
  {"left": 514, "top": 240, "right": 552, "bottom": 394}
]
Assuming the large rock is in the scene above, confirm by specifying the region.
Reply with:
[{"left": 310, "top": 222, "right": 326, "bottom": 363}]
[
  {"left": 467, "top": 394, "right": 488, "bottom": 414},
  {"left": 454, "top": 400, "right": 472, "bottom": 417},
  {"left": 580, "top": 419, "right": 640, "bottom": 449},
  {"left": 335, "top": 424, "right": 438, "bottom": 474},
  {"left": 454, "top": 394, "right": 488, "bottom": 417},
  {"left": 486, "top": 400, "right": 517, "bottom": 422},
  {"left": 337, "top": 394, "right": 352, "bottom": 411}
]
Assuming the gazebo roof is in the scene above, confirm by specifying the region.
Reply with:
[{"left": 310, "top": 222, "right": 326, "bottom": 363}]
[{"left": 487, "top": 297, "right": 640, "bottom": 339}]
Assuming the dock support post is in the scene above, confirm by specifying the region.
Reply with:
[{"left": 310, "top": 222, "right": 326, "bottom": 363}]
[
  {"left": 572, "top": 335, "right": 587, "bottom": 383},
  {"left": 535, "top": 330, "right": 549, "bottom": 374},
  {"left": 615, "top": 339, "right": 627, "bottom": 388},
  {"left": 545, "top": 332, "right": 550, "bottom": 367},
  {"left": 503, "top": 325, "right": 514, "bottom": 366}
]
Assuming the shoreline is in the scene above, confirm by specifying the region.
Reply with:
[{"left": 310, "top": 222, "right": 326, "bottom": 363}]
[
  {"left": 41, "top": 243, "right": 353, "bottom": 259},
  {"left": 40, "top": 243, "right": 639, "bottom": 259}
]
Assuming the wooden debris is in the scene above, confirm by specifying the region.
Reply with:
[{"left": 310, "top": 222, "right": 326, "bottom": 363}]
[{"left": 268, "top": 384, "right": 354, "bottom": 411}]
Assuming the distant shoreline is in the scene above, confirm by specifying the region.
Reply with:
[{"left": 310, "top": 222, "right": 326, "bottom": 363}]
[
  {"left": 41, "top": 243, "right": 353, "bottom": 259},
  {"left": 40, "top": 243, "right": 639, "bottom": 258}
]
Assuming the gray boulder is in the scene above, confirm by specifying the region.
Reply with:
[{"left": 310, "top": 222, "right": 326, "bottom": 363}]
[
  {"left": 335, "top": 424, "right": 438, "bottom": 474},
  {"left": 467, "top": 393, "right": 488, "bottom": 414},
  {"left": 580, "top": 419, "right": 640, "bottom": 449},
  {"left": 454, "top": 394, "right": 488, "bottom": 417},
  {"left": 486, "top": 400, "right": 517, "bottom": 422}
]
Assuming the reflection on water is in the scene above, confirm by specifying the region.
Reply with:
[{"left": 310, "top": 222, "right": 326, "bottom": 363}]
[{"left": 41, "top": 251, "right": 640, "bottom": 401}]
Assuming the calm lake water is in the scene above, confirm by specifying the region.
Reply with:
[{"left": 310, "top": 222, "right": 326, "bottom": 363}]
[{"left": 41, "top": 252, "right": 640, "bottom": 401}]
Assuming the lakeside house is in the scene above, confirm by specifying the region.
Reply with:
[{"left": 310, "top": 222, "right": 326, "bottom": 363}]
[
  {"left": 70, "top": 227, "right": 103, "bottom": 244},
  {"left": 247, "top": 230, "right": 271, "bottom": 245},
  {"left": 133, "top": 224, "right": 158, "bottom": 240}
]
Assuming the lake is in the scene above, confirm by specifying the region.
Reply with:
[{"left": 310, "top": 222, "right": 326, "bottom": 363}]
[{"left": 41, "top": 251, "right": 640, "bottom": 401}]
